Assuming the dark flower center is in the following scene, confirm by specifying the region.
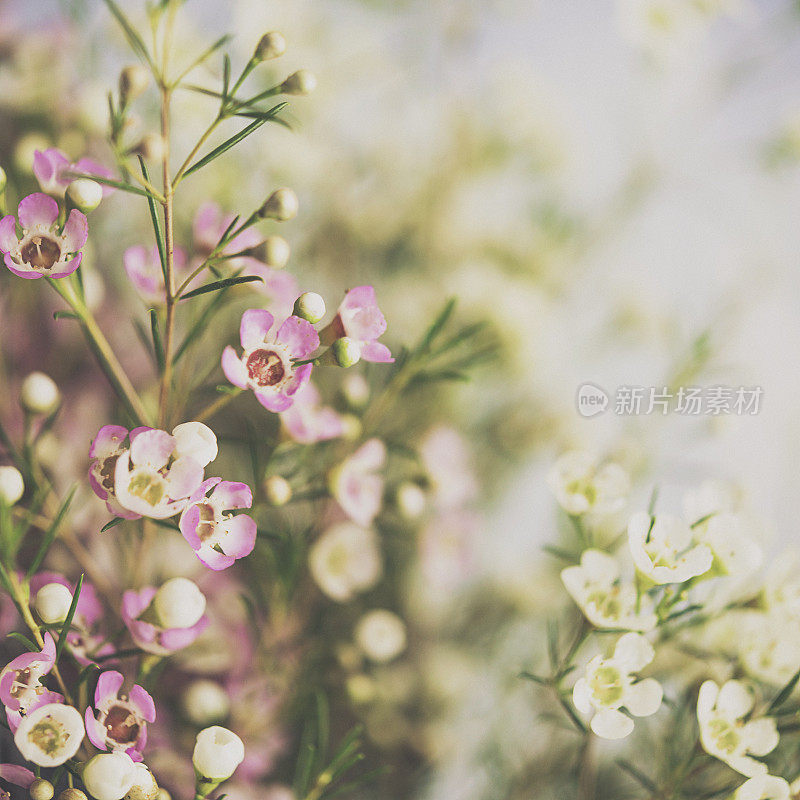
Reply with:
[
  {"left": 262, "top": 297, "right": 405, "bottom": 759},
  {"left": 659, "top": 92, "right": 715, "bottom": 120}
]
[
  {"left": 104, "top": 704, "right": 140, "bottom": 744},
  {"left": 98, "top": 455, "right": 119, "bottom": 493},
  {"left": 196, "top": 502, "right": 217, "bottom": 542},
  {"left": 246, "top": 349, "right": 286, "bottom": 387},
  {"left": 21, "top": 235, "right": 61, "bottom": 270}
]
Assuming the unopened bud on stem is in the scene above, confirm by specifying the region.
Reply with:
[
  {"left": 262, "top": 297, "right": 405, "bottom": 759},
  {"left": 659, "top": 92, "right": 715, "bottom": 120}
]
[
  {"left": 0, "top": 466, "right": 24, "bottom": 506},
  {"left": 66, "top": 179, "right": 103, "bottom": 215},
  {"left": 263, "top": 475, "right": 292, "bottom": 506},
  {"left": 119, "top": 65, "right": 150, "bottom": 105},
  {"left": 258, "top": 188, "right": 298, "bottom": 221},
  {"left": 293, "top": 292, "right": 326, "bottom": 323},
  {"left": 21, "top": 371, "right": 60, "bottom": 415},
  {"left": 280, "top": 69, "right": 317, "bottom": 95},
  {"left": 254, "top": 32, "right": 286, "bottom": 61},
  {"left": 133, "top": 134, "right": 167, "bottom": 162},
  {"left": 0, "top": 166, "right": 7, "bottom": 194},
  {"left": 326, "top": 337, "right": 362, "bottom": 368},
  {"left": 29, "top": 779, "right": 54, "bottom": 800}
]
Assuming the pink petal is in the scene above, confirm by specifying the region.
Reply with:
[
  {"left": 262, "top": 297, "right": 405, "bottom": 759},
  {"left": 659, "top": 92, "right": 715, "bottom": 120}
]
[
  {"left": 361, "top": 341, "right": 394, "bottom": 363},
  {"left": 240, "top": 308, "right": 274, "bottom": 350},
  {"left": 352, "top": 438, "right": 387, "bottom": 471},
  {"left": 165, "top": 457, "right": 204, "bottom": 500},
  {"left": 95, "top": 670, "right": 124, "bottom": 705},
  {"left": 0, "top": 765, "right": 36, "bottom": 789},
  {"left": 18, "top": 193, "right": 59, "bottom": 229},
  {"left": 180, "top": 504, "right": 202, "bottom": 549},
  {"left": 33, "top": 149, "right": 69, "bottom": 193},
  {"left": 89, "top": 425, "right": 128, "bottom": 459},
  {"left": 196, "top": 547, "right": 236, "bottom": 571},
  {"left": 193, "top": 202, "right": 224, "bottom": 252},
  {"left": 189, "top": 476, "right": 222, "bottom": 504},
  {"left": 222, "top": 346, "right": 248, "bottom": 389},
  {"left": 48, "top": 253, "right": 82, "bottom": 279},
  {"left": 5, "top": 253, "right": 41, "bottom": 279},
  {"left": 255, "top": 389, "right": 293, "bottom": 413},
  {"left": 85, "top": 707, "right": 109, "bottom": 751},
  {"left": 219, "top": 514, "right": 257, "bottom": 559},
  {"left": 130, "top": 429, "right": 175, "bottom": 470},
  {"left": 62, "top": 210, "right": 88, "bottom": 252},
  {"left": 0, "top": 216, "right": 18, "bottom": 252},
  {"left": 128, "top": 684, "right": 156, "bottom": 722},
  {"left": 211, "top": 481, "right": 253, "bottom": 510},
  {"left": 74, "top": 158, "right": 115, "bottom": 196},
  {"left": 282, "top": 362, "right": 313, "bottom": 398},
  {"left": 340, "top": 285, "right": 377, "bottom": 313},
  {"left": 276, "top": 316, "right": 320, "bottom": 360}
]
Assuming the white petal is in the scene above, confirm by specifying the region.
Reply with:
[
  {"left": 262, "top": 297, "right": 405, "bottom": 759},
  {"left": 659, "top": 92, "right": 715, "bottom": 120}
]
[
  {"left": 581, "top": 549, "right": 620, "bottom": 584},
  {"left": 560, "top": 565, "right": 587, "bottom": 601},
  {"left": 590, "top": 708, "right": 634, "bottom": 739},
  {"left": 656, "top": 514, "right": 693, "bottom": 550},
  {"left": 728, "top": 754, "right": 769, "bottom": 778},
  {"left": 697, "top": 680, "right": 720, "bottom": 721},
  {"left": 743, "top": 718, "right": 779, "bottom": 757},
  {"left": 573, "top": 678, "right": 593, "bottom": 715},
  {"left": 172, "top": 422, "right": 218, "bottom": 467},
  {"left": 718, "top": 680, "right": 755, "bottom": 719},
  {"left": 613, "top": 633, "right": 654, "bottom": 672},
  {"left": 625, "top": 678, "right": 663, "bottom": 717}
]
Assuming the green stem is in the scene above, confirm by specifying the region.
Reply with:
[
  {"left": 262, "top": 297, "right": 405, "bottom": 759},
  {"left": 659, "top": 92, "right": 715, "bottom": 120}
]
[{"left": 195, "top": 389, "right": 243, "bottom": 423}]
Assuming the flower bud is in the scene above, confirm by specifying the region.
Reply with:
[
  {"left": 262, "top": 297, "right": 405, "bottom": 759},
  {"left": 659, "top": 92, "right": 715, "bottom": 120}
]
[
  {"left": 183, "top": 680, "right": 230, "bottom": 726},
  {"left": 396, "top": 482, "right": 426, "bottom": 520},
  {"left": 258, "top": 188, "right": 298, "bottom": 222},
  {"left": 30, "top": 779, "right": 55, "bottom": 800},
  {"left": 0, "top": 166, "right": 7, "bottom": 194},
  {"left": 58, "top": 791, "right": 88, "bottom": 800},
  {"left": 280, "top": 70, "right": 317, "bottom": 96},
  {"left": 119, "top": 65, "right": 150, "bottom": 105},
  {"left": 262, "top": 235, "right": 290, "bottom": 268},
  {"left": 331, "top": 337, "right": 361, "bottom": 368},
  {"left": 254, "top": 32, "right": 286, "bottom": 61},
  {"left": 34, "top": 582, "right": 74, "bottom": 625},
  {"left": 153, "top": 577, "right": 206, "bottom": 629},
  {"left": 0, "top": 466, "right": 24, "bottom": 506},
  {"left": 66, "top": 179, "right": 103, "bottom": 214},
  {"left": 134, "top": 135, "right": 167, "bottom": 162},
  {"left": 123, "top": 764, "right": 158, "bottom": 800},
  {"left": 293, "top": 292, "right": 326, "bottom": 324},
  {"left": 354, "top": 609, "right": 407, "bottom": 663},
  {"left": 340, "top": 414, "right": 362, "bottom": 441},
  {"left": 20, "top": 372, "right": 61, "bottom": 416},
  {"left": 82, "top": 753, "right": 138, "bottom": 800},
  {"left": 263, "top": 475, "right": 292, "bottom": 506},
  {"left": 192, "top": 726, "right": 245, "bottom": 781}
]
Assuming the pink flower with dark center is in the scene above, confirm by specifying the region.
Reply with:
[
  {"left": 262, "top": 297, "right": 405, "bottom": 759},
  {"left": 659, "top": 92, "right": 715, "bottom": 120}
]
[
  {"left": 327, "top": 286, "right": 394, "bottom": 363},
  {"left": 33, "top": 148, "right": 114, "bottom": 197},
  {"left": 280, "top": 382, "right": 345, "bottom": 444},
  {"left": 222, "top": 309, "right": 319, "bottom": 412},
  {"left": 0, "top": 632, "right": 56, "bottom": 713},
  {"left": 0, "top": 193, "right": 87, "bottom": 279},
  {"left": 85, "top": 671, "right": 155, "bottom": 761},
  {"left": 6, "top": 687, "right": 63, "bottom": 733},
  {"left": 124, "top": 245, "right": 188, "bottom": 305},
  {"left": 88, "top": 425, "right": 145, "bottom": 520},
  {"left": 329, "top": 439, "right": 386, "bottom": 527},
  {"left": 179, "top": 478, "right": 257, "bottom": 570},
  {"left": 121, "top": 588, "right": 209, "bottom": 656}
]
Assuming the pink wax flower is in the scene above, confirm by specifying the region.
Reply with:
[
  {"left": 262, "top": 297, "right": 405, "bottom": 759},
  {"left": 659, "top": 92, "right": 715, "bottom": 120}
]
[
  {"left": 280, "top": 382, "right": 345, "bottom": 444},
  {"left": 124, "top": 245, "right": 189, "bottom": 305},
  {"left": 222, "top": 309, "right": 319, "bottom": 412},
  {"left": 30, "top": 573, "right": 113, "bottom": 666},
  {"left": 112, "top": 423, "right": 218, "bottom": 520},
  {"left": 6, "top": 688, "right": 63, "bottom": 733},
  {"left": 0, "top": 632, "right": 56, "bottom": 713},
  {"left": 0, "top": 193, "right": 87, "bottom": 279},
  {"left": 326, "top": 286, "right": 394, "bottom": 363},
  {"left": 194, "top": 202, "right": 299, "bottom": 321},
  {"left": 89, "top": 425, "right": 144, "bottom": 520},
  {"left": 179, "top": 478, "right": 257, "bottom": 570},
  {"left": 33, "top": 148, "right": 115, "bottom": 197},
  {"left": 329, "top": 439, "right": 386, "bottom": 527},
  {"left": 85, "top": 670, "right": 155, "bottom": 761},
  {"left": 121, "top": 587, "right": 209, "bottom": 656}
]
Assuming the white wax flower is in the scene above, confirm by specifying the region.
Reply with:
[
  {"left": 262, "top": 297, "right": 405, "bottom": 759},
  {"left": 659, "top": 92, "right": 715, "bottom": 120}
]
[
  {"left": 734, "top": 775, "right": 791, "bottom": 800},
  {"left": 123, "top": 763, "right": 158, "bottom": 800},
  {"left": 183, "top": 680, "right": 230, "bottom": 726},
  {"left": 628, "top": 512, "right": 713, "bottom": 584},
  {"left": 354, "top": 610, "right": 407, "bottom": 663},
  {"left": 572, "top": 632, "right": 662, "bottom": 739},
  {"left": 154, "top": 578, "right": 206, "bottom": 629},
  {"left": 82, "top": 752, "right": 138, "bottom": 800},
  {"left": 547, "top": 451, "right": 629, "bottom": 517},
  {"left": 20, "top": 372, "right": 60, "bottom": 415},
  {"left": 697, "top": 680, "right": 779, "bottom": 776},
  {"left": 192, "top": 726, "right": 245, "bottom": 781},
  {"left": 14, "top": 702, "right": 84, "bottom": 767},
  {"left": 34, "top": 582, "right": 74, "bottom": 625},
  {"left": 0, "top": 465, "right": 24, "bottom": 505},
  {"left": 561, "top": 549, "right": 657, "bottom": 631},
  {"left": 695, "top": 513, "right": 762, "bottom": 578}
]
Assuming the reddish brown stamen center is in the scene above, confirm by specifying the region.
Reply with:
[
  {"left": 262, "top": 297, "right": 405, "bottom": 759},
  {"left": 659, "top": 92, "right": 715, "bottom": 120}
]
[
  {"left": 104, "top": 705, "right": 140, "bottom": 744},
  {"left": 246, "top": 349, "right": 285, "bottom": 387},
  {"left": 196, "top": 502, "right": 217, "bottom": 542},
  {"left": 21, "top": 236, "right": 61, "bottom": 270}
]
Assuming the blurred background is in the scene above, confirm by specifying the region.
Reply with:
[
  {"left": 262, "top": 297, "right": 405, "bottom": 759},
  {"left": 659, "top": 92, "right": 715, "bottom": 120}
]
[{"left": 2, "top": 0, "right": 800, "bottom": 798}]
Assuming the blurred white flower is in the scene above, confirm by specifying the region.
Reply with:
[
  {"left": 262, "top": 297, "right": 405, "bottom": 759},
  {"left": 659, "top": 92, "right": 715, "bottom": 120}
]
[
  {"left": 34, "top": 582, "right": 73, "bottom": 625},
  {"left": 698, "top": 680, "right": 778, "bottom": 776},
  {"left": 548, "top": 451, "right": 629, "bottom": 518},
  {"left": 153, "top": 578, "right": 206, "bottom": 629},
  {"left": 0, "top": 466, "right": 24, "bottom": 506},
  {"left": 573, "top": 632, "right": 662, "bottom": 739},
  {"left": 561, "top": 549, "right": 657, "bottom": 631},
  {"left": 354, "top": 610, "right": 407, "bottom": 663},
  {"left": 192, "top": 726, "right": 245, "bottom": 781},
  {"left": 20, "top": 371, "right": 60, "bottom": 415}
]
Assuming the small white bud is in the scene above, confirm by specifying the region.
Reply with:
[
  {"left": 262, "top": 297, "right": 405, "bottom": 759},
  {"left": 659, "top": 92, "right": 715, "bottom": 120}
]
[
  {"left": 262, "top": 235, "right": 290, "bottom": 268},
  {"left": 280, "top": 70, "right": 317, "bottom": 96},
  {"left": 34, "top": 583, "right": 74, "bottom": 625},
  {"left": 123, "top": 764, "right": 158, "bottom": 800},
  {"left": 396, "top": 482, "right": 426, "bottom": 520},
  {"left": 154, "top": 577, "right": 206, "bottom": 629},
  {"left": 293, "top": 292, "right": 326, "bottom": 324},
  {"left": 82, "top": 752, "right": 138, "bottom": 800},
  {"left": 20, "top": 372, "right": 60, "bottom": 415},
  {"left": 119, "top": 65, "right": 150, "bottom": 105},
  {"left": 341, "top": 373, "right": 369, "bottom": 408},
  {"left": 183, "top": 680, "right": 230, "bottom": 726},
  {"left": 66, "top": 179, "right": 103, "bottom": 214},
  {"left": 254, "top": 32, "right": 286, "bottom": 61},
  {"left": 331, "top": 337, "right": 361, "bottom": 368},
  {"left": 30, "top": 779, "right": 55, "bottom": 800},
  {"left": 354, "top": 609, "right": 407, "bottom": 663},
  {"left": 0, "top": 466, "right": 24, "bottom": 506},
  {"left": 258, "top": 188, "right": 298, "bottom": 222},
  {"left": 192, "top": 726, "right": 245, "bottom": 781},
  {"left": 58, "top": 791, "right": 88, "bottom": 800},
  {"left": 263, "top": 475, "right": 292, "bottom": 506},
  {"left": 135, "top": 134, "right": 167, "bottom": 162},
  {"left": 0, "top": 166, "right": 7, "bottom": 193}
]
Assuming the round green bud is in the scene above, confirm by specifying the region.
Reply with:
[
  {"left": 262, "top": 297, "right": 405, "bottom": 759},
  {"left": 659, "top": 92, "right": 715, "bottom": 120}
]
[
  {"left": 29, "top": 779, "right": 55, "bottom": 800},
  {"left": 57, "top": 791, "right": 88, "bottom": 800},
  {"left": 293, "top": 292, "right": 326, "bottom": 324},
  {"left": 66, "top": 179, "right": 103, "bottom": 214},
  {"left": 331, "top": 337, "right": 362, "bottom": 368}
]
